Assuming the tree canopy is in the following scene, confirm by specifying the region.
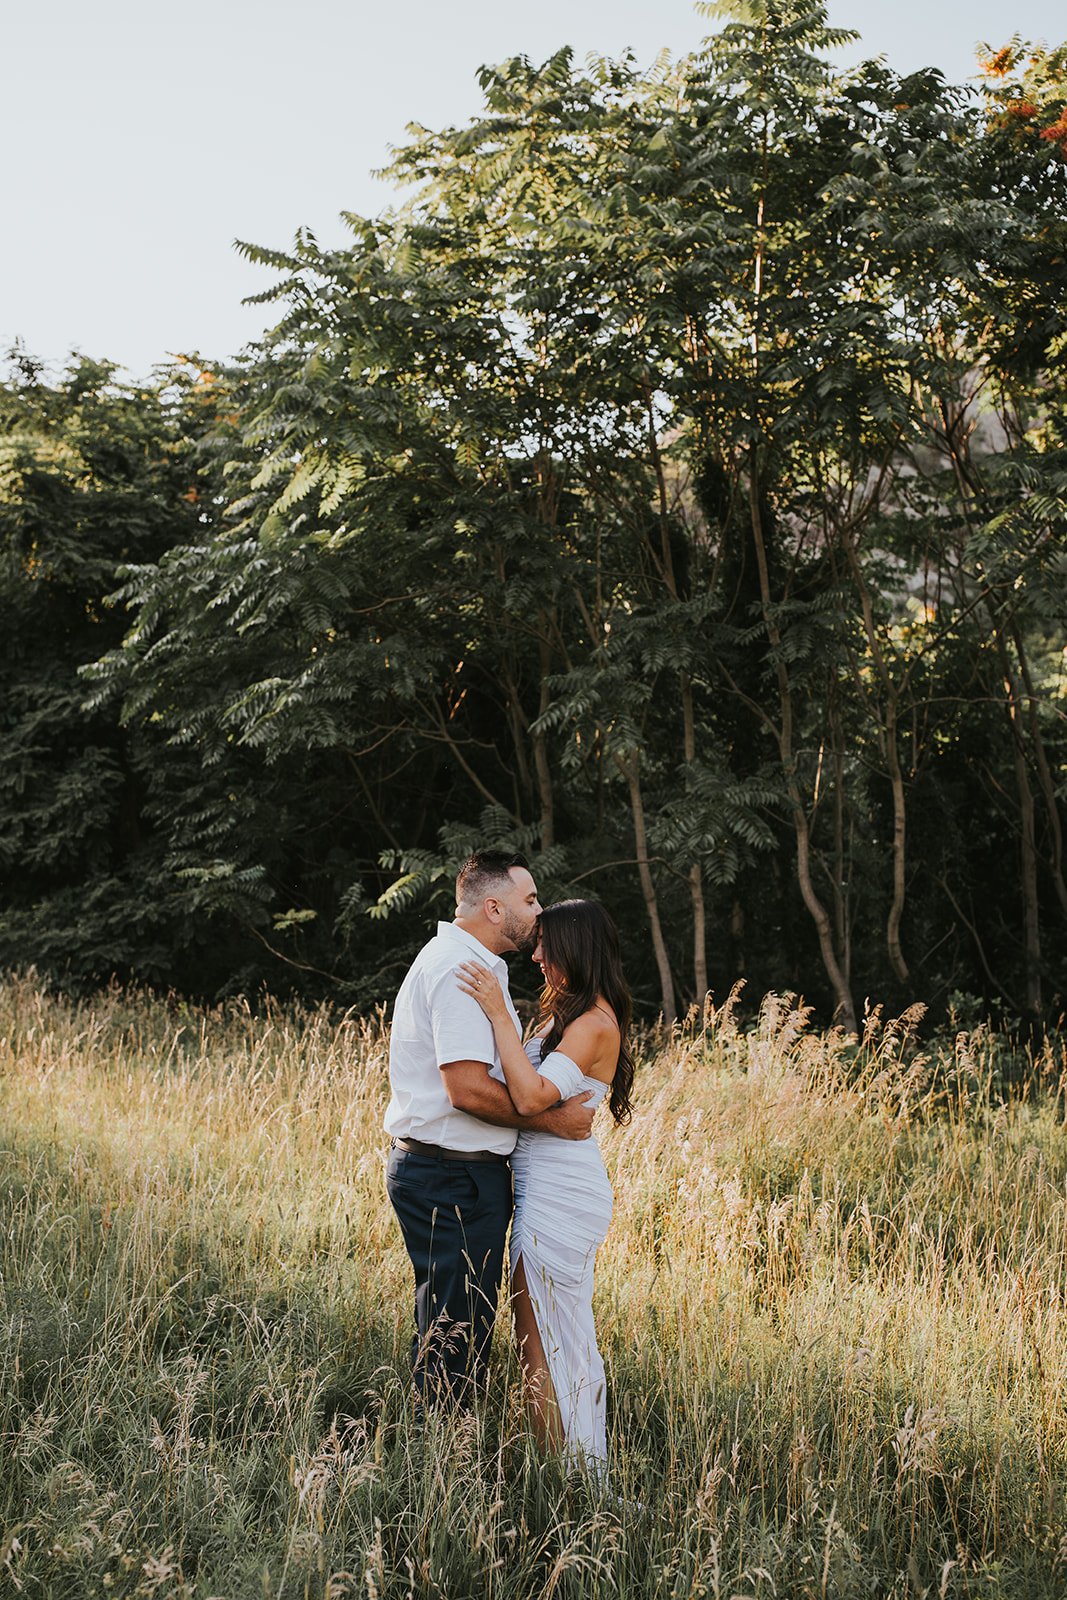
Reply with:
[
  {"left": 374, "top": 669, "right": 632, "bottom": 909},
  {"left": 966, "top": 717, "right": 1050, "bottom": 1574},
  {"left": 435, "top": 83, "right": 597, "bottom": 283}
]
[{"left": 3, "top": 2, "right": 1065, "bottom": 1027}]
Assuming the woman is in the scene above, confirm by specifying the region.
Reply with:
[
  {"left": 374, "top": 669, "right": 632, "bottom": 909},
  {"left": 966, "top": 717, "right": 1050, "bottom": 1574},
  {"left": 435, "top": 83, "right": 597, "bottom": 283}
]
[{"left": 456, "top": 897, "right": 634, "bottom": 1469}]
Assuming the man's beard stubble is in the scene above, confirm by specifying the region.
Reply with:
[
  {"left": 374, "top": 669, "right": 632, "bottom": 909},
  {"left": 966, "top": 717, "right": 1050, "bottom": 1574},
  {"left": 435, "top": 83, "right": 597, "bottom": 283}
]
[{"left": 502, "top": 909, "right": 538, "bottom": 956}]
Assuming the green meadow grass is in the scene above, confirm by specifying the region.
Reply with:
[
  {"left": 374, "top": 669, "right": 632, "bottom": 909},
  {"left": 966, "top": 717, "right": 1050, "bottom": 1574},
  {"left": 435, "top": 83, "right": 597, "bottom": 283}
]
[{"left": 1, "top": 973, "right": 1066, "bottom": 1598}]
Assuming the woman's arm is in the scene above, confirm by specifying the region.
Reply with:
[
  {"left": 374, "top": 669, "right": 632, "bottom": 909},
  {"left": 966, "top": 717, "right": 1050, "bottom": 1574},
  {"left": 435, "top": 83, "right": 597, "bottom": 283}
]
[{"left": 455, "top": 960, "right": 563, "bottom": 1115}]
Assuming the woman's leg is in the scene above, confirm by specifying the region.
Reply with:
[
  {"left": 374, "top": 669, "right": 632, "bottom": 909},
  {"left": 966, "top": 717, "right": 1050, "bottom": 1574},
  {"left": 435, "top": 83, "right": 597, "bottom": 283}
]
[{"left": 510, "top": 1254, "right": 563, "bottom": 1452}]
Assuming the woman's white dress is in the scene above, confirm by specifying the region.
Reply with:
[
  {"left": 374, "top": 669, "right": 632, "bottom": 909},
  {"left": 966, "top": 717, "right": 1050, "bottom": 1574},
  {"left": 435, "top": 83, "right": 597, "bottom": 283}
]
[{"left": 494, "top": 1039, "right": 613, "bottom": 1466}]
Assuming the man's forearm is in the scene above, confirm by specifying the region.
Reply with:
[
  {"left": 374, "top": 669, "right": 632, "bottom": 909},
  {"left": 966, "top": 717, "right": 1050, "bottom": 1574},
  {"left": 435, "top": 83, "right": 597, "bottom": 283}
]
[
  {"left": 521, "top": 1104, "right": 567, "bottom": 1132},
  {"left": 449, "top": 1075, "right": 555, "bottom": 1129},
  {"left": 441, "top": 1059, "right": 592, "bottom": 1139},
  {"left": 447, "top": 1074, "right": 589, "bottom": 1137}
]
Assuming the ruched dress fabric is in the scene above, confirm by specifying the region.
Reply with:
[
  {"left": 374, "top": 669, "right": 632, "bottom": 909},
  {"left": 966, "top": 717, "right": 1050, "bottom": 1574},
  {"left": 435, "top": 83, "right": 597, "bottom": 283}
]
[{"left": 494, "top": 1039, "right": 613, "bottom": 1467}]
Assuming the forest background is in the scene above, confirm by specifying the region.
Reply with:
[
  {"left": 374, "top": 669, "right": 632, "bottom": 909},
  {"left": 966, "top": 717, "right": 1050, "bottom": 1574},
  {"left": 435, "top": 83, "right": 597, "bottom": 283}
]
[{"left": 3, "top": 0, "right": 1066, "bottom": 1033}]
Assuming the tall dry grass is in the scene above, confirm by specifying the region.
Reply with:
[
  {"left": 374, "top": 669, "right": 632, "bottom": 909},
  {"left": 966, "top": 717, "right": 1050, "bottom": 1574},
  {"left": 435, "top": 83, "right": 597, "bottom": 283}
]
[{"left": 1, "top": 973, "right": 1065, "bottom": 1598}]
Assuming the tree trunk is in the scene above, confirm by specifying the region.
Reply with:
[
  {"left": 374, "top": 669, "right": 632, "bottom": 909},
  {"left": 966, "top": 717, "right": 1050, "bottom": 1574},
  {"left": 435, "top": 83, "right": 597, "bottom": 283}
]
[
  {"left": 617, "top": 751, "right": 676, "bottom": 1021},
  {"left": 746, "top": 153, "right": 855, "bottom": 1032},
  {"left": 650, "top": 416, "right": 705, "bottom": 1005},
  {"left": 748, "top": 458, "right": 858, "bottom": 1033},
  {"left": 884, "top": 697, "right": 909, "bottom": 984},
  {"left": 793, "top": 789, "right": 857, "bottom": 1033},
  {"left": 839, "top": 528, "right": 908, "bottom": 982},
  {"left": 532, "top": 629, "right": 555, "bottom": 849},
  {"left": 503, "top": 665, "right": 534, "bottom": 809},
  {"left": 1004, "top": 657, "right": 1043, "bottom": 1021},
  {"left": 935, "top": 416, "right": 1046, "bottom": 1021},
  {"left": 731, "top": 898, "right": 746, "bottom": 977},
  {"left": 681, "top": 673, "right": 708, "bottom": 1007},
  {"left": 829, "top": 690, "right": 851, "bottom": 984},
  {"left": 689, "top": 864, "right": 708, "bottom": 1011},
  {"left": 1011, "top": 621, "right": 1067, "bottom": 922}
]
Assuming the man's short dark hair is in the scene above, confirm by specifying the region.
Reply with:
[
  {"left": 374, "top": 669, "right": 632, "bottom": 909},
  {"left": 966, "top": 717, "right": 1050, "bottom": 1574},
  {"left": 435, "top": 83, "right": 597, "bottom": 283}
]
[{"left": 456, "top": 849, "right": 530, "bottom": 911}]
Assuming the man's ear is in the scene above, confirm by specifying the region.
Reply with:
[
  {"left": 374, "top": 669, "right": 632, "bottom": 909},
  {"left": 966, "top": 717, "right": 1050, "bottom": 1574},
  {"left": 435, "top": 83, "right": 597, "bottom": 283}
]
[{"left": 483, "top": 896, "right": 502, "bottom": 924}]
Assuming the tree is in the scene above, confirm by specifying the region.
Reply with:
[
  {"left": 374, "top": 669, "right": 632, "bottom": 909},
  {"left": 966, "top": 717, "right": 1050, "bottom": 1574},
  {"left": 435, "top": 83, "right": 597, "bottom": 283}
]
[
  {"left": 11, "top": 10, "right": 1063, "bottom": 1024},
  {"left": 0, "top": 353, "right": 227, "bottom": 985}
]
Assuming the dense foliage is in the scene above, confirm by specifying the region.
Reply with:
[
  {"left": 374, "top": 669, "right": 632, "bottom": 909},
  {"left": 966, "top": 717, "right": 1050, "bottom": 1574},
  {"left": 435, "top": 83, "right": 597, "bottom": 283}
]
[{"left": 2, "top": 2, "right": 1065, "bottom": 1025}]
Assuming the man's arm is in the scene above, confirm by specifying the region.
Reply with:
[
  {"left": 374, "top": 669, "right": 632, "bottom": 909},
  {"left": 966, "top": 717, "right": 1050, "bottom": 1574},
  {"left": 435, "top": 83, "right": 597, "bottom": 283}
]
[{"left": 439, "top": 1061, "right": 595, "bottom": 1140}]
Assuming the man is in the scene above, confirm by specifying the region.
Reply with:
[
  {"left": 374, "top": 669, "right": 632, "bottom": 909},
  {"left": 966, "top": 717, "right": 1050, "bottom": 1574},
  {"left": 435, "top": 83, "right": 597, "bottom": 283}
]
[{"left": 385, "top": 848, "right": 595, "bottom": 1407}]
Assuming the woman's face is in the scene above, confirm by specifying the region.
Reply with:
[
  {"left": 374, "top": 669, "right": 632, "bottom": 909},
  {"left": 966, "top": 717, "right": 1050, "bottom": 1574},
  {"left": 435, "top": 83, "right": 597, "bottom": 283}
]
[{"left": 531, "top": 936, "right": 565, "bottom": 990}]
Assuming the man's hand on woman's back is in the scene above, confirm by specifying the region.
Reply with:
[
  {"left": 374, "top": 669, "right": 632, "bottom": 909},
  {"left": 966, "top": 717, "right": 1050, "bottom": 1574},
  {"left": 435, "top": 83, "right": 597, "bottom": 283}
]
[{"left": 537, "top": 1091, "right": 595, "bottom": 1140}]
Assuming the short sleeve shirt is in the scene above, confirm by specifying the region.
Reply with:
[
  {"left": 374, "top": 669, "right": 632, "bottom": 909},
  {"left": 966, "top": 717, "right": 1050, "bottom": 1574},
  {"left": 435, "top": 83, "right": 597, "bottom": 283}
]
[{"left": 384, "top": 922, "right": 522, "bottom": 1154}]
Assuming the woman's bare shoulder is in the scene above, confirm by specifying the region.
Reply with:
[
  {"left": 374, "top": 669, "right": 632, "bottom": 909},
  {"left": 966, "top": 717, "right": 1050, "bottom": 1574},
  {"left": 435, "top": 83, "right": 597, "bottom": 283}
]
[{"left": 557, "top": 1006, "right": 619, "bottom": 1077}]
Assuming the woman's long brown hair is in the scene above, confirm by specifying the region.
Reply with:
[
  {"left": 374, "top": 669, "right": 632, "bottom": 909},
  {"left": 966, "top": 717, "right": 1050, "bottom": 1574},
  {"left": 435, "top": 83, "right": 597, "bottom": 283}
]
[{"left": 536, "top": 899, "right": 635, "bottom": 1125}]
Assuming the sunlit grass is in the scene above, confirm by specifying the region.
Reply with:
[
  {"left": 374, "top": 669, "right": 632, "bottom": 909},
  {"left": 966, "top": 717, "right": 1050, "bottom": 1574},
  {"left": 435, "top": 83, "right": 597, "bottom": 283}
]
[{"left": 1, "top": 974, "right": 1065, "bottom": 1597}]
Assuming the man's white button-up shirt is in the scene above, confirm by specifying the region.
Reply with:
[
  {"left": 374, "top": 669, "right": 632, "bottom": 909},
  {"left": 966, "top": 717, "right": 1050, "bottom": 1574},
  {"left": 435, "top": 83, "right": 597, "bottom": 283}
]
[{"left": 384, "top": 921, "right": 523, "bottom": 1155}]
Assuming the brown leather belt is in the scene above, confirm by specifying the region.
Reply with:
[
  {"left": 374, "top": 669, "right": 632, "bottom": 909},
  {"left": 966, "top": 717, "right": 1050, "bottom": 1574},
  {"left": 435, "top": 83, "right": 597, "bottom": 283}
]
[{"left": 391, "top": 1136, "right": 508, "bottom": 1164}]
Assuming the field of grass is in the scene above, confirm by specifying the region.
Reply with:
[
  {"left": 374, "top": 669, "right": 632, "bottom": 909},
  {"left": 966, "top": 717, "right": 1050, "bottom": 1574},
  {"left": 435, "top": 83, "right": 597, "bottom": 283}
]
[{"left": 1, "top": 974, "right": 1066, "bottom": 1599}]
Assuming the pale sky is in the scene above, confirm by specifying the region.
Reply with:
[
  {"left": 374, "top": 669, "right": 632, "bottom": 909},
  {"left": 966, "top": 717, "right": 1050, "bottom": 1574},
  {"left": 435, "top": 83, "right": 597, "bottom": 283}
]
[{"left": 5, "top": 0, "right": 1063, "bottom": 379}]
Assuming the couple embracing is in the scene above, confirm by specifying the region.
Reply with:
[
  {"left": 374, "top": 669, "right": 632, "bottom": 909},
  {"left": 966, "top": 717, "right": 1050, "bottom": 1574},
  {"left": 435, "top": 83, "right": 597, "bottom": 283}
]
[{"left": 384, "top": 849, "right": 634, "bottom": 1469}]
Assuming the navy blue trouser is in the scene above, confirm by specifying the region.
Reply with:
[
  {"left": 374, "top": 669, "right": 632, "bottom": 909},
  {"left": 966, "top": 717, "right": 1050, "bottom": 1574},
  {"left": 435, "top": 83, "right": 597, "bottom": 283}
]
[{"left": 386, "top": 1147, "right": 512, "bottom": 1406}]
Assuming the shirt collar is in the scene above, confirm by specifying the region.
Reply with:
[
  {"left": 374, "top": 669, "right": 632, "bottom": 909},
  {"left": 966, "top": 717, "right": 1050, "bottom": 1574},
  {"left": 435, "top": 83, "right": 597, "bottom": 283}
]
[{"left": 437, "top": 921, "right": 508, "bottom": 975}]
